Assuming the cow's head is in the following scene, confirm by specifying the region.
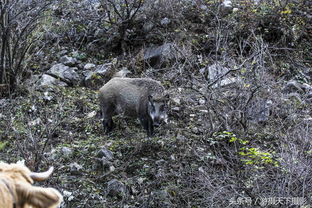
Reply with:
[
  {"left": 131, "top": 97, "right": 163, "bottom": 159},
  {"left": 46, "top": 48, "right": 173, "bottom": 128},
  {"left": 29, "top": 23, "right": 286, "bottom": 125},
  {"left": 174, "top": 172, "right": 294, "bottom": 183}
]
[{"left": 0, "top": 162, "right": 63, "bottom": 208}]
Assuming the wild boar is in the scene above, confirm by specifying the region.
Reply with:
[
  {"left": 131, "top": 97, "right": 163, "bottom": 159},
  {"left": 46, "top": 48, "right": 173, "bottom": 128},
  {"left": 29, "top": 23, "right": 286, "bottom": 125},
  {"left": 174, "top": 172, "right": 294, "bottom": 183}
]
[{"left": 98, "top": 77, "right": 169, "bottom": 136}]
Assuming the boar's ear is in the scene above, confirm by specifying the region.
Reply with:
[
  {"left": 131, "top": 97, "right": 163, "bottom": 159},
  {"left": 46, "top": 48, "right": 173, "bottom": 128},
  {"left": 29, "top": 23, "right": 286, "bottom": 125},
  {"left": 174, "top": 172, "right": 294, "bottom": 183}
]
[{"left": 16, "top": 182, "right": 62, "bottom": 208}]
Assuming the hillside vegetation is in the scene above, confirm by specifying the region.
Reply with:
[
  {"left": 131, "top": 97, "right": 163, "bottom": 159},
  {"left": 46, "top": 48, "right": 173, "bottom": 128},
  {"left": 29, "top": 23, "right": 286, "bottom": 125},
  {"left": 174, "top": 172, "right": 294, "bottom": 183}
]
[{"left": 0, "top": 0, "right": 311, "bottom": 207}]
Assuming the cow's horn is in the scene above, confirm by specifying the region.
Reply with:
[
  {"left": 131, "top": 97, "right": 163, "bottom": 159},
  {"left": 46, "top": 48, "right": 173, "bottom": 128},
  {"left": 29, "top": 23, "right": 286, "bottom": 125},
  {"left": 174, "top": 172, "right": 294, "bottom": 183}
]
[{"left": 30, "top": 166, "right": 54, "bottom": 181}]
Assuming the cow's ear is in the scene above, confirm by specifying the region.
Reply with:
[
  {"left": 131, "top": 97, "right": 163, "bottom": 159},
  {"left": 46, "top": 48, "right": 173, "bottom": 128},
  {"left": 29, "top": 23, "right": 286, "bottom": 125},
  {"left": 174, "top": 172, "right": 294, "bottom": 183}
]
[{"left": 16, "top": 182, "right": 62, "bottom": 208}]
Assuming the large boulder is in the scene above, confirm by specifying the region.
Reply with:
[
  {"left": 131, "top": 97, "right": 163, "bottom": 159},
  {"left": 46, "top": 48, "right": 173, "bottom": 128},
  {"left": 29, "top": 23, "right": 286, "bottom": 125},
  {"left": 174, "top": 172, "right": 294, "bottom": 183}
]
[
  {"left": 106, "top": 179, "right": 128, "bottom": 199},
  {"left": 113, "top": 67, "right": 131, "bottom": 78},
  {"left": 84, "top": 63, "right": 113, "bottom": 89},
  {"left": 59, "top": 55, "right": 77, "bottom": 67},
  {"left": 207, "top": 63, "right": 230, "bottom": 81},
  {"left": 38, "top": 74, "right": 68, "bottom": 87},
  {"left": 84, "top": 63, "right": 96, "bottom": 71},
  {"left": 144, "top": 43, "right": 181, "bottom": 68},
  {"left": 94, "top": 147, "right": 115, "bottom": 173},
  {"left": 201, "top": 63, "right": 240, "bottom": 88},
  {"left": 69, "top": 162, "right": 83, "bottom": 175},
  {"left": 47, "top": 63, "right": 80, "bottom": 86},
  {"left": 97, "top": 147, "right": 113, "bottom": 161}
]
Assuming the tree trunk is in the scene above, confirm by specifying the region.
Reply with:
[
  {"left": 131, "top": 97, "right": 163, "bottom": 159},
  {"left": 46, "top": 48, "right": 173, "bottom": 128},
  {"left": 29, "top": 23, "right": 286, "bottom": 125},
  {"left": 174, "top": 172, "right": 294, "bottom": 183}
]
[{"left": 0, "top": 0, "right": 8, "bottom": 84}]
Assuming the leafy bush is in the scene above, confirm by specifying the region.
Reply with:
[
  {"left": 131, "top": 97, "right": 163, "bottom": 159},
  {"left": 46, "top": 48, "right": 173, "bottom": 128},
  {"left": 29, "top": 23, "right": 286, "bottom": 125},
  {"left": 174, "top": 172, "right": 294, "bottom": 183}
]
[{"left": 0, "top": 0, "right": 51, "bottom": 95}]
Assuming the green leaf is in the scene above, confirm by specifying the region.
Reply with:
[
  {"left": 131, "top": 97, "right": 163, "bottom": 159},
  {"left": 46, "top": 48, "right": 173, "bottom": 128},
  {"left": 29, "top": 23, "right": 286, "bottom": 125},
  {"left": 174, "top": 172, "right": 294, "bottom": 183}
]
[{"left": 0, "top": 141, "right": 9, "bottom": 151}]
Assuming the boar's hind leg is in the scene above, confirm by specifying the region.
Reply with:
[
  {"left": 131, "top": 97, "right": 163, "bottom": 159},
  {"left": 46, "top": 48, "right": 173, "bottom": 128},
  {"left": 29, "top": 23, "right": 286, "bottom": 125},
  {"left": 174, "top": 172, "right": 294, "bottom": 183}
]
[
  {"left": 102, "top": 104, "right": 115, "bottom": 134},
  {"left": 140, "top": 117, "right": 154, "bottom": 137}
]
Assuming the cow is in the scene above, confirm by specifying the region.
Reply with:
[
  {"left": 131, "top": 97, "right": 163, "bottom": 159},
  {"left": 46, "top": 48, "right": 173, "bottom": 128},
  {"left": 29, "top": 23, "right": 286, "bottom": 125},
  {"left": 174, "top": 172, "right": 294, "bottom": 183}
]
[{"left": 0, "top": 162, "right": 62, "bottom": 208}]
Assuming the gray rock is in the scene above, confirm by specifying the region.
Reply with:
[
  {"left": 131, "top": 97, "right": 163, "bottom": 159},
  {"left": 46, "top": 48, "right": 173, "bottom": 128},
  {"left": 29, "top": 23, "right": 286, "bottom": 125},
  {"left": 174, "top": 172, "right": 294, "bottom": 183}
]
[
  {"left": 97, "top": 147, "right": 113, "bottom": 160},
  {"left": 38, "top": 74, "right": 68, "bottom": 87},
  {"left": 207, "top": 63, "right": 230, "bottom": 81},
  {"left": 113, "top": 67, "right": 131, "bottom": 78},
  {"left": 63, "top": 190, "right": 74, "bottom": 202},
  {"left": 160, "top": 17, "right": 171, "bottom": 26},
  {"left": 192, "top": 127, "right": 199, "bottom": 134},
  {"left": 252, "top": 0, "right": 261, "bottom": 4},
  {"left": 247, "top": 99, "right": 273, "bottom": 123},
  {"left": 94, "top": 157, "right": 112, "bottom": 172},
  {"left": 43, "top": 91, "right": 53, "bottom": 101},
  {"left": 258, "top": 99, "right": 273, "bottom": 122},
  {"left": 220, "top": 0, "right": 233, "bottom": 16},
  {"left": 143, "top": 22, "right": 154, "bottom": 33},
  {"left": 199, "top": 67, "right": 206, "bottom": 74},
  {"left": 69, "top": 162, "right": 83, "bottom": 175},
  {"left": 303, "top": 117, "right": 312, "bottom": 124},
  {"left": 58, "top": 50, "right": 68, "bottom": 57},
  {"left": 172, "top": 106, "right": 180, "bottom": 112},
  {"left": 59, "top": 55, "right": 77, "bottom": 67},
  {"left": 84, "top": 63, "right": 96, "bottom": 70},
  {"left": 149, "top": 190, "right": 172, "bottom": 208},
  {"left": 172, "top": 97, "right": 181, "bottom": 105},
  {"left": 222, "top": 0, "right": 232, "bottom": 8},
  {"left": 200, "top": 4, "right": 208, "bottom": 10},
  {"left": 205, "top": 63, "right": 240, "bottom": 88},
  {"left": 47, "top": 63, "right": 80, "bottom": 86},
  {"left": 155, "top": 168, "right": 165, "bottom": 179},
  {"left": 61, "top": 147, "right": 73, "bottom": 157},
  {"left": 86, "top": 111, "right": 97, "bottom": 118},
  {"left": 213, "top": 77, "right": 241, "bottom": 88},
  {"left": 94, "top": 147, "right": 114, "bottom": 172},
  {"left": 77, "top": 63, "right": 85, "bottom": 70},
  {"left": 84, "top": 63, "right": 113, "bottom": 89},
  {"left": 106, "top": 179, "right": 128, "bottom": 198},
  {"left": 82, "top": 71, "right": 92, "bottom": 82},
  {"left": 155, "top": 159, "right": 166, "bottom": 166},
  {"left": 95, "top": 64, "right": 111, "bottom": 74},
  {"left": 137, "top": 177, "right": 145, "bottom": 185},
  {"left": 144, "top": 43, "right": 179, "bottom": 68},
  {"left": 199, "top": 98, "right": 206, "bottom": 105}
]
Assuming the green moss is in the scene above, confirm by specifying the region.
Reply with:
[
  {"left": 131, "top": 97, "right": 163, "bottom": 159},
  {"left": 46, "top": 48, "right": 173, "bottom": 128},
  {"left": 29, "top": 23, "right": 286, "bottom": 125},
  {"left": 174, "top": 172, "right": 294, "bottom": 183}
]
[{"left": 0, "top": 141, "right": 9, "bottom": 151}]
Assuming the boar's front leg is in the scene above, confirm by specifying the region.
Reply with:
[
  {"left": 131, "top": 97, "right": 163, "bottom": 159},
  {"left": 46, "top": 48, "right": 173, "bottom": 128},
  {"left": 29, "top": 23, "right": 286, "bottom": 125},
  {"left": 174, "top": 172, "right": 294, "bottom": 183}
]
[{"left": 140, "top": 116, "right": 154, "bottom": 137}]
